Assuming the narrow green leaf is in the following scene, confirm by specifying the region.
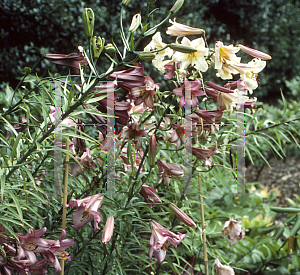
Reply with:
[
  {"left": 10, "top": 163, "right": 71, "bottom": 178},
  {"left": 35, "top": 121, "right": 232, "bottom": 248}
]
[
  {"left": 6, "top": 190, "right": 23, "bottom": 222},
  {"left": 11, "top": 132, "right": 23, "bottom": 161},
  {"left": 290, "top": 216, "right": 300, "bottom": 236},
  {"left": 1, "top": 176, "right": 5, "bottom": 201},
  {"left": 270, "top": 206, "right": 300, "bottom": 213}
]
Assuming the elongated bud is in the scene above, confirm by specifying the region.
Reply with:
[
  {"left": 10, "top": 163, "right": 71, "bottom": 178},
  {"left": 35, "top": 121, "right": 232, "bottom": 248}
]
[
  {"left": 139, "top": 52, "right": 156, "bottom": 61},
  {"left": 93, "top": 36, "right": 105, "bottom": 58},
  {"left": 122, "top": 0, "right": 131, "bottom": 6},
  {"left": 170, "top": 0, "right": 184, "bottom": 14},
  {"left": 169, "top": 203, "right": 197, "bottom": 228},
  {"left": 83, "top": 8, "right": 94, "bottom": 39},
  {"left": 238, "top": 44, "right": 272, "bottom": 60},
  {"left": 169, "top": 43, "right": 197, "bottom": 53},
  {"left": 104, "top": 43, "right": 116, "bottom": 53},
  {"left": 102, "top": 216, "right": 114, "bottom": 244},
  {"left": 24, "top": 67, "right": 31, "bottom": 76},
  {"left": 148, "top": 135, "right": 156, "bottom": 166},
  {"left": 207, "top": 81, "right": 234, "bottom": 93},
  {"left": 129, "top": 13, "right": 141, "bottom": 32}
]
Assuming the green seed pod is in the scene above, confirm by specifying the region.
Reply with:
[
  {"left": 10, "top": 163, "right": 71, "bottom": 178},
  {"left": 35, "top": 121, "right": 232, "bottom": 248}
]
[
  {"left": 139, "top": 52, "right": 156, "bottom": 61},
  {"left": 83, "top": 8, "right": 94, "bottom": 39},
  {"left": 169, "top": 43, "right": 197, "bottom": 53},
  {"left": 104, "top": 43, "right": 116, "bottom": 53},
  {"left": 93, "top": 36, "right": 105, "bottom": 58}
]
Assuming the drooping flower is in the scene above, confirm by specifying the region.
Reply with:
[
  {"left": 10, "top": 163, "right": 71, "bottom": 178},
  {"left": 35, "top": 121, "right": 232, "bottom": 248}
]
[
  {"left": 121, "top": 120, "right": 148, "bottom": 150},
  {"left": 149, "top": 220, "right": 186, "bottom": 264},
  {"left": 65, "top": 194, "right": 104, "bottom": 231},
  {"left": 169, "top": 203, "right": 197, "bottom": 228},
  {"left": 44, "top": 46, "right": 88, "bottom": 75},
  {"left": 221, "top": 218, "right": 245, "bottom": 245},
  {"left": 144, "top": 32, "right": 173, "bottom": 72},
  {"left": 215, "top": 258, "right": 235, "bottom": 275},
  {"left": 140, "top": 184, "right": 161, "bottom": 208},
  {"left": 172, "top": 37, "right": 208, "bottom": 72},
  {"left": 71, "top": 148, "right": 97, "bottom": 177},
  {"left": 187, "top": 146, "right": 218, "bottom": 167},
  {"left": 131, "top": 75, "right": 160, "bottom": 109},
  {"left": 157, "top": 160, "right": 184, "bottom": 187},
  {"left": 173, "top": 78, "right": 205, "bottom": 108},
  {"left": 102, "top": 216, "right": 114, "bottom": 244},
  {"left": 166, "top": 19, "right": 205, "bottom": 38}
]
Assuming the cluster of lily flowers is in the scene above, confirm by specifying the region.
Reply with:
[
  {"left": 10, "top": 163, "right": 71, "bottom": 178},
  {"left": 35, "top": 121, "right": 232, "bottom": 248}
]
[
  {"left": 0, "top": 225, "right": 73, "bottom": 274},
  {"left": 3, "top": 4, "right": 272, "bottom": 274}
]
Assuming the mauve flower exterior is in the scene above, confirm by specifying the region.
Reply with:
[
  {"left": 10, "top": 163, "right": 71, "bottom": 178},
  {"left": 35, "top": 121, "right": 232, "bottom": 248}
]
[
  {"left": 173, "top": 79, "right": 205, "bottom": 108},
  {"left": 167, "top": 19, "right": 204, "bottom": 37},
  {"left": 215, "top": 258, "right": 235, "bottom": 275},
  {"left": 180, "top": 255, "right": 196, "bottom": 275},
  {"left": 102, "top": 216, "right": 114, "bottom": 244},
  {"left": 65, "top": 194, "right": 104, "bottom": 231},
  {"left": 221, "top": 218, "right": 245, "bottom": 245},
  {"left": 187, "top": 146, "right": 218, "bottom": 167},
  {"left": 44, "top": 47, "right": 88, "bottom": 75},
  {"left": 169, "top": 203, "right": 197, "bottom": 228},
  {"left": 121, "top": 121, "right": 148, "bottom": 150},
  {"left": 149, "top": 220, "right": 186, "bottom": 264},
  {"left": 140, "top": 184, "right": 161, "bottom": 208},
  {"left": 71, "top": 148, "right": 97, "bottom": 177},
  {"left": 157, "top": 160, "right": 184, "bottom": 188}
]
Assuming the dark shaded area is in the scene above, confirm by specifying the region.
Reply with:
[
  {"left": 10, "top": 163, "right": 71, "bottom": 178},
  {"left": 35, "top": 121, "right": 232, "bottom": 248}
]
[{"left": 1, "top": 0, "right": 299, "bottom": 104}]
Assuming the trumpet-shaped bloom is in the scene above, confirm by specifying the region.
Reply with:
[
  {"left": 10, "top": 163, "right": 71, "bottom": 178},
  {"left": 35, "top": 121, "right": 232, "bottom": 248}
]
[
  {"left": 221, "top": 218, "right": 245, "bottom": 245},
  {"left": 157, "top": 160, "right": 184, "bottom": 187},
  {"left": 214, "top": 42, "right": 241, "bottom": 80},
  {"left": 166, "top": 19, "right": 205, "bottom": 38},
  {"left": 65, "top": 194, "right": 104, "bottom": 231},
  {"left": 187, "top": 146, "right": 218, "bottom": 167},
  {"left": 173, "top": 37, "right": 208, "bottom": 72},
  {"left": 240, "top": 58, "right": 266, "bottom": 93},
  {"left": 131, "top": 75, "right": 160, "bottom": 109},
  {"left": 173, "top": 78, "right": 205, "bottom": 108},
  {"left": 215, "top": 258, "right": 235, "bottom": 275},
  {"left": 149, "top": 220, "right": 186, "bottom": 263},
  {"left": 144, "top": 32, "right": 173, "bottom": 72}
]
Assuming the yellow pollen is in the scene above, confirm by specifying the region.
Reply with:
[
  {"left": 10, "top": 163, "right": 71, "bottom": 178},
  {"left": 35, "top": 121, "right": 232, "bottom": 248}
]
[
  {"left": 161, "top": 243, "right": 168, "bottom": 250},
  {"left": 251, "top": 71, "right": 258, "bottom": 79}
]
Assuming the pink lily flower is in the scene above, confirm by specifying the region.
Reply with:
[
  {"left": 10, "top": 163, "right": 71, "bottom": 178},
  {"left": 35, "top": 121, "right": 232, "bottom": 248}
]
[
  {"left": 65, "top": 194, "right": 104, "bottom": 231},
  {"left": 121, "top": 120, "right": 148, "bottom": 150},
  {"left": 131, "top": 76, "right": 160, "bottom": 109},
  {"left": 187, "top": 146, "right": 218, "bottom": 167},
  {"left": 157, "top": 160, "right": 184, "bottom": 188},
  {"left": 173, "top": 79, "right": 205, "bottom": 108},
  {"left": 102, "top": 216, "right": 115, "bottom": 244},
  {"left": 140, "top": 184, "right": 161, "bottom": 208},
  {"left": 71, "top": 148, "right": 97, "bottom": 177},
  {"left": 149, "top": 220, "right": 186, "bottom": 264}
]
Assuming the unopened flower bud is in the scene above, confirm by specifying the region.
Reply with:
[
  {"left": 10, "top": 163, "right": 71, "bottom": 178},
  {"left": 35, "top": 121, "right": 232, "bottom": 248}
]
[
  {"left": 238, "top": 44, "right": 272, "bottom": 60},
  {"left": 24, "top": 67, "right": 31, "bottom": 76},
  {"left": 102, "top": 216, "right": 114, "bottom": 244},
  {"left": 129, "top": 13, "right": 141, "bottom": 32},
  {"left": 93, "top": 36, "right": 105, "bottom": 58},
  {"left": 170, "top": 0, "right": 184, "bottom": 14},
  {"left": 83, "top": 8, "right": 94, "bottom": 39},
  {"left": 139, "top": 52, "right": 156, "bottom": 61},
  {"left": 169, "top": 43, "right": 197, "bottom": 53},
  {"left": 169, "top": 203, "right": 197, "bottom": 228},
  {"left": 104, "top": 43, "right": 116, "bottom": 53},
  {"left": 122, "top": 0, "right": 131, "bottom": 6},
  {"left": 148, "top": 134, "right": 156, "bottom": 166}
]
